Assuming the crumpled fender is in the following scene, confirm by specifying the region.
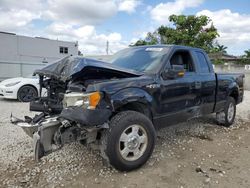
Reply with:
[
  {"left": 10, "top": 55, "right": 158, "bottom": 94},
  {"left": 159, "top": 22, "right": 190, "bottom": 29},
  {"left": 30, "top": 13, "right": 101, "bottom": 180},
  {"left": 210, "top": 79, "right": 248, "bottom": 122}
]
[
  {"left": 59, "top": 106, "right": 112, "bottom": 126},
  {"left": 111, "top": 87, "right": 154, "bottom": 111}
]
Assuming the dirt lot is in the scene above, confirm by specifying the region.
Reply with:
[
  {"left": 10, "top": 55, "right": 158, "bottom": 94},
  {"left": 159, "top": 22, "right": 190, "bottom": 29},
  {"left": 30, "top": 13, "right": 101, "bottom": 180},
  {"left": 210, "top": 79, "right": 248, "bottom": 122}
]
[{"left": 0, "top": 92, "right": 250, "bottom": 188}]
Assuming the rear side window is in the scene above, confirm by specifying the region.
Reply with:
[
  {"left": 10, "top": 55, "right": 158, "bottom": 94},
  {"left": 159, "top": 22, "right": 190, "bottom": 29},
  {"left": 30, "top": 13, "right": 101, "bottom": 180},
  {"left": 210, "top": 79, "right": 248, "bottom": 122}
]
[{"left": 195, "top": 51, "right": 210, "bottom": 73}]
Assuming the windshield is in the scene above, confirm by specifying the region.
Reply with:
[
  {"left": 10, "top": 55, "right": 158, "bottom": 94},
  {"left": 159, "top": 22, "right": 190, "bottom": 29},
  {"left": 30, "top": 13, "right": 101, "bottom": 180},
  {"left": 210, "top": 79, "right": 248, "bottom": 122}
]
[{"left": 109, "top": 47, "right": 169, "bottom": 73}]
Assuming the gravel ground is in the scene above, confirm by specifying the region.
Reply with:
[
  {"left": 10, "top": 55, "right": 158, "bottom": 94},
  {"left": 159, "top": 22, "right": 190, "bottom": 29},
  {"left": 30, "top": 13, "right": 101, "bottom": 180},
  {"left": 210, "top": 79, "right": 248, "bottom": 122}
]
[{"left": 0, "top": 92, "right": 250, "bottom": 188}]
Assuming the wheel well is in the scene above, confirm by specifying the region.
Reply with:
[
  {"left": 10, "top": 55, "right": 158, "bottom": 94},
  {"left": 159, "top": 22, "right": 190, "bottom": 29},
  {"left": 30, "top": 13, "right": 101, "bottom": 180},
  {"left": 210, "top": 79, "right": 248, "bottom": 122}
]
[
  {"left": 18, "top": 84, "right": 38, "bottom": 95},
  {"left": 116, "top": 102, "right": 152, "bottom": 120},
  {"left": 230, "top": 89, "right": 238, "bottom": 103}
]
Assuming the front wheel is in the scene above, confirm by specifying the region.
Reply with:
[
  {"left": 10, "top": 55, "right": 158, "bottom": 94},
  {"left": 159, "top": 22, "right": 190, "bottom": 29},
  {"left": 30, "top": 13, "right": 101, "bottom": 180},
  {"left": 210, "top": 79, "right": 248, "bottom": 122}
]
[
  {"left": 101, "top": 111, "right": 156, "bottom": 171},
  {"left": 216, "top": 97, "right": 236, "bottom": 127}
]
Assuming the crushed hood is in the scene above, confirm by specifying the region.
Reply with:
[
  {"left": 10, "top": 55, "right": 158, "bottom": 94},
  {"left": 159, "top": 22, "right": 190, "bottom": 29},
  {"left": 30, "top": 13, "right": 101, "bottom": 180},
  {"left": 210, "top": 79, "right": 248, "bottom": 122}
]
[{"left": 34, "top": 56, "right": 142, "bottom": 82}]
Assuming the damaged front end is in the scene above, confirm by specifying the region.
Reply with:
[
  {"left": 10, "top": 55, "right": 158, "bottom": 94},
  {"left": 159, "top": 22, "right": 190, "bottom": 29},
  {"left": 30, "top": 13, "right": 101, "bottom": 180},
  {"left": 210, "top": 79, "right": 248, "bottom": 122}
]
[
  {"left": 11, "top": 92, "right": 112, "bottom": 161},
  {"left": 10, "top": 56, "right": 140, "bottom": 161}
]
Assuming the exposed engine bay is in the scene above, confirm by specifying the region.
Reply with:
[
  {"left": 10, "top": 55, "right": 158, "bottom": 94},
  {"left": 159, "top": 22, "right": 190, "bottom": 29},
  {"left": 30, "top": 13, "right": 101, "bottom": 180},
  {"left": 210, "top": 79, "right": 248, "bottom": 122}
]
[
  {"left": 30, "top": 77, "right": 66, "bottom": 114},
  {"left": 30, "top": 56, "right": 140, "bottom": 114}
]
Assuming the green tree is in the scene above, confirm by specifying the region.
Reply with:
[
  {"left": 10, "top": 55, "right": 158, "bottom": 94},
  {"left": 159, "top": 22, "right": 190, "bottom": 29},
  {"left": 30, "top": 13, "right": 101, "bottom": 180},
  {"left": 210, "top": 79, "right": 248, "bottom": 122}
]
[
  {"left": 132, "top": 14, "right": 220, "bottom": 52},
  {"left": 243, "top": 49, "right": 250, "bottom": 58},
  {"left": 133, "top": 32, "right": 158, "bottom": 46},
  {"left": 239, "top": 49, "right": 250, "bottom": 64}
]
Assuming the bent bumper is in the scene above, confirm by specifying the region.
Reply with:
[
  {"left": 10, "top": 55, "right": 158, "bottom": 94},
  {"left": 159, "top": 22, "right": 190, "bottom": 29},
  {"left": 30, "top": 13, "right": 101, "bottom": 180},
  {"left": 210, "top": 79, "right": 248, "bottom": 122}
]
[
  {"left": 10, "top": 115, "right": 39, "bottom": 137},
  {"left": 11, "top": 115, "right": 61, "bottom": 161},
  {"left": 11, "top": 107, "right": 112, "bottom": 161}
]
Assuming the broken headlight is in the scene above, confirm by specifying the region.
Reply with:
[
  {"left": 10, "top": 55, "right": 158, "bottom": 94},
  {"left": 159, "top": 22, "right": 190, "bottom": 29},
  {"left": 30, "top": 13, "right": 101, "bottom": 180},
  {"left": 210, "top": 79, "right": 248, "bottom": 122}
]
[{"left": 63, "top": 92, "right": 101, "bottom": 109}]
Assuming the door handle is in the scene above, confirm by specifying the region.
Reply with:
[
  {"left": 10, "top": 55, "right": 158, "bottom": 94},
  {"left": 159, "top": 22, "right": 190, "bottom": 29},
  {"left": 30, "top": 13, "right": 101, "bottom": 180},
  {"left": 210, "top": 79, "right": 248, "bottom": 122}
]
[{"left": 194, "top": 81, "right": 202, "bottom": 89}]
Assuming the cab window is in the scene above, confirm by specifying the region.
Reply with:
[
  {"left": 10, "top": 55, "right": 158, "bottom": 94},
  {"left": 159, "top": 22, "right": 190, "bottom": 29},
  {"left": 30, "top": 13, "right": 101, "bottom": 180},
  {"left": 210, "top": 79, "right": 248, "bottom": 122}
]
[{"left": 170, "top": 50, "right": 195, "bottom": 72}]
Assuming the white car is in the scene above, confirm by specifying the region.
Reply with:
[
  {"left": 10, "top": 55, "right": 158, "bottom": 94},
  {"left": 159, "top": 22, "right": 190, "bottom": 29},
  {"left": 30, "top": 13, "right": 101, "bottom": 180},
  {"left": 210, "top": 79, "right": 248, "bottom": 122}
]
[{"left": 0, "top": 76, "right": 43, "bottom": 102}]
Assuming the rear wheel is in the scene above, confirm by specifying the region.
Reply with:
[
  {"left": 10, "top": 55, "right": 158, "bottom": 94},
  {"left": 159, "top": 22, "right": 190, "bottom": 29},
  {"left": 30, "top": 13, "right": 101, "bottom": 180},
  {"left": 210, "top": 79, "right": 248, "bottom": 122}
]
[
  {"left": 17, "top": 85, "right": 38, "bottom": 102},
  {"left": 101, "top": 111, "right": 156, "bottom": 171},
  {"left": 216, "top": 97, "right": 236, "bottom": 127}
]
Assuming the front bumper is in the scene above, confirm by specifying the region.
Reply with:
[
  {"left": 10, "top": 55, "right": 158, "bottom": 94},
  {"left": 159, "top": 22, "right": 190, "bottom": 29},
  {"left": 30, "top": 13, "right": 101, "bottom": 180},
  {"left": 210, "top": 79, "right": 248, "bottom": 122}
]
[
  {"left": 11, "top": 114, "right": 61, "bottom": 161},
  {"left": 60, "top": 106, "right": 112, "bottom": 127},
  {"left": 10, "top": 113, "right": 46, "bottom": 137},
  {"left": 11, "top": 107, "right": 112, "bottom": 161},
  {"left": 0, "top": 85, "right": 18, "bottom": 99}
]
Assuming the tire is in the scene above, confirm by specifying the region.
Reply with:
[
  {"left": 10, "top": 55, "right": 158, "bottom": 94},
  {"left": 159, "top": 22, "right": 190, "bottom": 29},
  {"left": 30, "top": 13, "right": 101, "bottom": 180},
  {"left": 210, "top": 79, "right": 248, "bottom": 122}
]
[
  {"left": 17, "top": 85, "right": 38, "bottom": 102},
  {"left": 101, "top": 111, "right": 156, "bottom": 171},
  {"left": 216, "top": 97, "right": 236, "bottom": 127}
]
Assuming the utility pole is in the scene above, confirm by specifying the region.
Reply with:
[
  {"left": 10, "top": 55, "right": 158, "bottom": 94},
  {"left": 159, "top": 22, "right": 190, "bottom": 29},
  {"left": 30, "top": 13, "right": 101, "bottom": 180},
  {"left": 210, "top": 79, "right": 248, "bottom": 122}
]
[{"left": 106, "top": 40, "right": 109, "bottom": 55}]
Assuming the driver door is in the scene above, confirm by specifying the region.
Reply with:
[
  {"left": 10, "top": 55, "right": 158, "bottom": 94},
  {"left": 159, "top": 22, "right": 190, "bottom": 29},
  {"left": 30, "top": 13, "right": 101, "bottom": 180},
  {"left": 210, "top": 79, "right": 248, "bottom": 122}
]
[{"left": 155, "top": 50, "right": 198, "bottom": 127}]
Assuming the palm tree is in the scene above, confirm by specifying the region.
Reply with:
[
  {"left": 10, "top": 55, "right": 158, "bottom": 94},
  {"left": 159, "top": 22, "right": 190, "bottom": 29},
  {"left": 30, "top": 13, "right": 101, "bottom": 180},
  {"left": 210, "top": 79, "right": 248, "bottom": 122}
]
[{"left": 216, "top": 44, "right": 227, "bottom": 53}]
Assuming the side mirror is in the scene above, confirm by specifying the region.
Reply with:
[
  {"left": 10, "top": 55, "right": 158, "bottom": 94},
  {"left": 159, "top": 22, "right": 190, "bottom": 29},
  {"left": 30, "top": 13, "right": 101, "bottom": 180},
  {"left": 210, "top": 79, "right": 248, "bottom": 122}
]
[{"left": 161, "top": 65, "right": 185, "bottom": 80}]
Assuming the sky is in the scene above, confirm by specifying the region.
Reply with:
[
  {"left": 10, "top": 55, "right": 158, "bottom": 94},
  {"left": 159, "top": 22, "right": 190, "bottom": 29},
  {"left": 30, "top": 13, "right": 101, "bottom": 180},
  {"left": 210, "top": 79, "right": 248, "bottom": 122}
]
[{"left": 0, "top": 0, "right": 250, "bottom": 55}]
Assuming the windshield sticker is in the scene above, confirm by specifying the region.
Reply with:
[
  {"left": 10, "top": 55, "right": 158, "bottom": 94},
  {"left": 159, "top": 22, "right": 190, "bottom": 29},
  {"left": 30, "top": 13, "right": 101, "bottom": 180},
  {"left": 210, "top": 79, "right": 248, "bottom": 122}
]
[{"left": 145, "top": 48, "right": 163, "bottom": 52}]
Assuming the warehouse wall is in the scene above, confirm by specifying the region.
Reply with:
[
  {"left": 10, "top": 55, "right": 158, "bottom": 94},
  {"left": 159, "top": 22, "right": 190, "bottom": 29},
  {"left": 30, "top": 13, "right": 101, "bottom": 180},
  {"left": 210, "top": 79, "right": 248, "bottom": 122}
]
[{"left": 0, "top": 32, "right": 78, "bottom": 80}]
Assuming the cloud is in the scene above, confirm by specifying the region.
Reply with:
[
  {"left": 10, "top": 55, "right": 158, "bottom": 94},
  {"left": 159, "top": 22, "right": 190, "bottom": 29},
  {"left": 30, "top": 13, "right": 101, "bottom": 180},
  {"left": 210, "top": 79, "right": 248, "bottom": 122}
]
[
  {"left": 45, "top": 0, "right": 117, "bottom": 25},
  {"left": 0, "top": 0, "right": 43, "bottom": 10},
  {"left": 118, "top": 0, "right": 141, "bottom": 14},
  {"left": 0, "top": 9, "right": 40, "bottom": 31},
  {"left": 197, "top": 9, "right": 250, "bottom": 54},
  {"left": 150, "top": 0, "right": 204, "bottom": 24},
  {"left": 0, "top": 0, "right": 130, "bottom": 54},
  {"left": 1, "top": 0, "right": 249, "bottom": 55},
  {"left": 0, "top": 0, "right": 119, "bottom": 29},
  {"left": 0, "top": 0, "right": 42, "bottom": 31},
  {"left": 46, "top": 23, "right": 126, "bottom": 54}
]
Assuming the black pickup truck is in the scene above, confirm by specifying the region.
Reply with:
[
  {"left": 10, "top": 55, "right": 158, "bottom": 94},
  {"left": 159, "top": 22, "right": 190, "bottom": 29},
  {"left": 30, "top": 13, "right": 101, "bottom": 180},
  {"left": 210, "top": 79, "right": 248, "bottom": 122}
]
[{"left": 11, "top": 45, "right": 244, "bottom": 171}]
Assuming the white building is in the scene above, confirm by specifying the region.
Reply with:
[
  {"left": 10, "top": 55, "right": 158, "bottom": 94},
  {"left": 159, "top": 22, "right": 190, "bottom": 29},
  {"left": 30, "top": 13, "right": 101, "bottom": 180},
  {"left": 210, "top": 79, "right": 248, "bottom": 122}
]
[{"left": 0, "top": 31, "right": 78, "bottom": 80}]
